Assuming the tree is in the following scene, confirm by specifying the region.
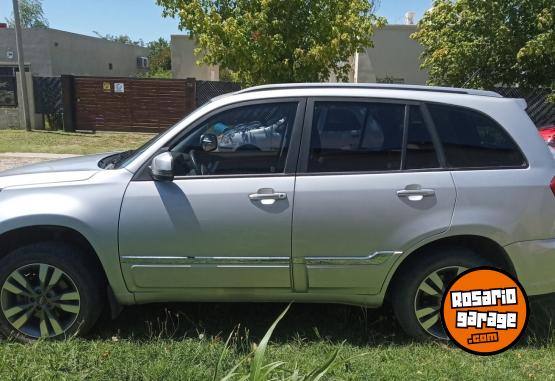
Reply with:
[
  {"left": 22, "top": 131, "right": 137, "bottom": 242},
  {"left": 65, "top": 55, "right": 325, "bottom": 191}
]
[
  {"left": 412, "top": 0, "right": 555, "bottom": 100},
  {"left": 147, "top": 38, "right": 172, "bottom": 78},
  {"left": 156, "top": 0, "right": 385, "bottom": 86},
  {"left": 6, "top": 0, "right": 49, "bottom": 28},
  {"left": 92, "top": 31, "right": 145, "bottom": 47}
]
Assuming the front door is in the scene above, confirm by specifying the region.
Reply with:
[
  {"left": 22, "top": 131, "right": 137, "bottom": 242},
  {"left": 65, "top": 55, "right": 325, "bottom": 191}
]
[
  {"left": 119, "top": 99, "right": 305, "bottom": 290},
  {"left": 292, "top": 99, "right": 456, "bottom": 293}
]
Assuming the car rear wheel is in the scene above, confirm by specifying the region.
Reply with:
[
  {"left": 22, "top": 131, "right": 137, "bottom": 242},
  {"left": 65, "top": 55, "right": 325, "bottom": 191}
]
[
  {"left": 392, "top": 247, "right": 492, "bottom": 340},
  {"left": 0, "top": 242, "right": 104, "bottom": 342}
]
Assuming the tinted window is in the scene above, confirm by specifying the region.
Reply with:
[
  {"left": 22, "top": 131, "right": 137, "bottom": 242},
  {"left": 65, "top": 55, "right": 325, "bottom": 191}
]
[
  {"left": 308, "top": 102, "right": 404, "bottom": 172},
  {"left": 171, "top": 102, "right": 297, "bottom": 176},
  {"left": 428, "top": 104, "right": 525, "bottom": 168},
  {"left": 405, "top": 105, "right": 439, "bottom": 169}
]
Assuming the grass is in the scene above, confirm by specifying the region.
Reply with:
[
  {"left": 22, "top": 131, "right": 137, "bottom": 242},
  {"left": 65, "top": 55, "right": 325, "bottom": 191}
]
[
  {"left": 1, "top": 299, "right": 554, "bottom": 380},
  {"left": 0, "top": 130, "right": 154, "bottom": 155}
]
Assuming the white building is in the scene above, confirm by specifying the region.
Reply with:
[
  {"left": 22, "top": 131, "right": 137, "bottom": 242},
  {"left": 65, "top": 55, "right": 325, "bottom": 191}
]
[
  {"left": 170, "top": 25, "right": 428, "bottom": 85},
  {"left": 354, "top": 24, "right": 428, "bottom": 85}
]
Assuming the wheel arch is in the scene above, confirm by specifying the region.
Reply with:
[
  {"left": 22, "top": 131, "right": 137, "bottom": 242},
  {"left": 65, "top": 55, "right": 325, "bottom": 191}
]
[
  {"left": 0, "top": 225, "right": 108, "bottom": 285},
  {"left": 384, "top": 234, "right": 516, "bottom": 301}
]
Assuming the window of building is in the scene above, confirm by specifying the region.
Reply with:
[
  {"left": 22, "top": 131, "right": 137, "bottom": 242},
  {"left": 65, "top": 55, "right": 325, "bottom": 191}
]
[{"left": 0, "top": 76, "right": 17, "bottom": 107}]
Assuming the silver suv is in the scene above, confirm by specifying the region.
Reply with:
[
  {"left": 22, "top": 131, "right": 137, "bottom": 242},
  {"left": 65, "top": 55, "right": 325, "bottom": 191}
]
[{"left": 1, "top": 83, "right": 554, "bottom": 342}]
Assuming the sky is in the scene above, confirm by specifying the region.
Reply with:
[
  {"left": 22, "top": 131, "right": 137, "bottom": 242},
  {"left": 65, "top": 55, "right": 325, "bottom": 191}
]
[{"left": 0, "top": 0, "right": 433, "bottom": 43}]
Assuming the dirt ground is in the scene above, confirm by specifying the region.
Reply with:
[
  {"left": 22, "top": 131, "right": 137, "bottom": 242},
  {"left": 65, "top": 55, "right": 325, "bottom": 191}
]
[{"left": 0, "top": 153, "right": 77, "bottom": 172}]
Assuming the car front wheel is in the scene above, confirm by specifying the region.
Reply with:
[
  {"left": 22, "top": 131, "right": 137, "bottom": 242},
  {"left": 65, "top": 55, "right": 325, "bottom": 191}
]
[{"left": 0, "top": 242, "right": 104, "bottom": 342}]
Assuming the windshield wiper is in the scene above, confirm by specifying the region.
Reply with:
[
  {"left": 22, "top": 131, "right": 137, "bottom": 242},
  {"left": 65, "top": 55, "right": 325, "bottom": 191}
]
[{"left": 99, "top": 150, "right": 135, "bottom": 169}]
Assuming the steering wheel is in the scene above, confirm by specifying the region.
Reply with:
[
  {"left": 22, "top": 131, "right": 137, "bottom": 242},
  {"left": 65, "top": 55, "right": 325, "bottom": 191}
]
[{"left": 189, "top": 150, "right": 201, "bottom": 175}]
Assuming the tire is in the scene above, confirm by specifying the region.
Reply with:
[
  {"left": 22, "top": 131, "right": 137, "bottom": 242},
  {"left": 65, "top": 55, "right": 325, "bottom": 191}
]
[
  {"left": 391, "top": 247, "right": 493, "bottom": 341},
  {"left": 0, "top": 242, "right": 105, "bottom": 342}
]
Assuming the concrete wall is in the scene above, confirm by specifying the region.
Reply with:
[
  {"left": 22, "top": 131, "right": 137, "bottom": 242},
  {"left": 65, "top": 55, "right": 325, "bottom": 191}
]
[
  {"left": 46, "top": 29, "right": 150, "bottom": 77},
  {"left": 0, "top": 28, "right": 150, "bottom": 77},
  {"left": 0, "top": 71, "right": 40, "bottom": 130},
  {"left": 171, "top": 35, "right": 219, "bottom": 81},
  {"left": 356, "top": 25, "right": 428, "bottom": 85},
  {"left": 0, "top": 107, "right": 19, "bottom": 129},
  {"left": 0, "top": 29, "right": 50, "bottom": 76}
]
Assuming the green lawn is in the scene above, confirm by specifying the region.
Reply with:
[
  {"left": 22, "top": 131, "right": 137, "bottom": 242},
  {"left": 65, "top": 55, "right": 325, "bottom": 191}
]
[
  {"left": 1, "top": 300, "right": 554, "bottom": 380},
  {"left": 0, "top": 130, "right": 154, "bottom": 155}
]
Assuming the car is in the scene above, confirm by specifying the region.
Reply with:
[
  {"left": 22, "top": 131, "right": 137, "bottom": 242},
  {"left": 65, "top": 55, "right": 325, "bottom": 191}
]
[
  {"left": 1, "top": 83, "right": 554, "bottom": 342},
  {"left": 539, "top": 124, "right": 555, "bottom": 146}
]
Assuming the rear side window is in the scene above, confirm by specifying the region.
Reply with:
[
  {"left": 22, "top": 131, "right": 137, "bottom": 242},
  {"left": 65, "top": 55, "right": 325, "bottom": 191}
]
[
  {"left": 405, "top": 105, "right": 440, "bottom": 170},
  {"left": 428, "top": 104, "right": 526, "bottom": 168},
  {"left": 308, "top": 102, "right": 404, "bottom": 172}
]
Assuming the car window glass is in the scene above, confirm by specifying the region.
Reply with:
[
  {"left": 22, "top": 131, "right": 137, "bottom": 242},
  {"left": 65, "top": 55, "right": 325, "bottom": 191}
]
[
  {"left": 171, "top": 102, "right": 297, "bottom": 176},
  {"left": 405, "top": 105, "right": 440, "bottom": 169},
  {"left": 428, "top": 104, "right": 526, "bottom": 168},
  {"left": 308, "top": 102, "right": 404, "bottom": 172}
]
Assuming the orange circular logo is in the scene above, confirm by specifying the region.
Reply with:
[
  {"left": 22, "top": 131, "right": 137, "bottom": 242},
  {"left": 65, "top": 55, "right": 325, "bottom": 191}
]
[{"left": 441, "top": 267, "right": 529, "bottom": 355}]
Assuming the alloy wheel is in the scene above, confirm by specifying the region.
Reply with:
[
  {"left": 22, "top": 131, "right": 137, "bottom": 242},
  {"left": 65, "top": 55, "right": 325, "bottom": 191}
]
[
  {"left": 413, "top": 266, "right": 467, "bottom": 339},
  {"left": 1, "top": 263, "right": 81, "bottom": 338}
]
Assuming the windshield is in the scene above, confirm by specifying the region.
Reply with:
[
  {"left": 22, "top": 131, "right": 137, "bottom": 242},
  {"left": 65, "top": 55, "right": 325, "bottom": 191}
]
[
  {"left": 113, "top": 130, "right": 170, "bottom": 168},
  {"left": 98, "top": 131, "right": 169, "bottom": 169}
]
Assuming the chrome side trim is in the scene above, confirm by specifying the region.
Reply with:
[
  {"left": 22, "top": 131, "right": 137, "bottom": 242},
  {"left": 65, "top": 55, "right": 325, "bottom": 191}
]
[
  {"left": 121, "top": 256, "right": 290, "bottom": 265},
  {"left": 304, "top": 251, "right": 403, "bottom": 266},
  {"left": 130, "top": 264, "right": 289, "bottom": 269}
]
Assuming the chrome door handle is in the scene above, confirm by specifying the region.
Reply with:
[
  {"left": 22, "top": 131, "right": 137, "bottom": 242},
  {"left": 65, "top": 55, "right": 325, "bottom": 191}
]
[
  {"left": 396, "top": 189, "right": 436, "bottom": 200},
  {"left": 249, "top": 189, "right": 287, "bottom": 201}
]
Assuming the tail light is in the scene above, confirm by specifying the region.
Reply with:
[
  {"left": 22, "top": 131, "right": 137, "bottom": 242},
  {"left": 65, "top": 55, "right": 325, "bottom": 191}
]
[{"left": 551, "top": 177, "right": 555, "bottom": 196}]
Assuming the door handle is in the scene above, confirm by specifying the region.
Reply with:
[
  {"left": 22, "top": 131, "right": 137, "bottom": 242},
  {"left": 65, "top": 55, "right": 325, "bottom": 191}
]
[
  {"left": 396, "top": 188, "right": 436, "bottom": 201},
  {"left": 249, "top": 188, "right": 287, "bottom": 202}
]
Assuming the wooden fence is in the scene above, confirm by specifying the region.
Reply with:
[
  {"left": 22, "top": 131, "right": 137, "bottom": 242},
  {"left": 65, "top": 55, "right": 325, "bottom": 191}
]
[{"left": 63, "top": 76, "right": 196, "bottom": 132}]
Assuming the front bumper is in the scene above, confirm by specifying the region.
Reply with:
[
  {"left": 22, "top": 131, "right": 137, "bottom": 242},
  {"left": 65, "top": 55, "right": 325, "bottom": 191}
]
[{"left": 505, "top": 239, "right": 555, "bottom": 296}]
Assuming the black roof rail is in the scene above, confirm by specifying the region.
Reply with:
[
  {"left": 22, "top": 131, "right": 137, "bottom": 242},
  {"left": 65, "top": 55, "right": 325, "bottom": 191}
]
[{"left": 236, "top": 83, "right": 503, "bottom": 98}]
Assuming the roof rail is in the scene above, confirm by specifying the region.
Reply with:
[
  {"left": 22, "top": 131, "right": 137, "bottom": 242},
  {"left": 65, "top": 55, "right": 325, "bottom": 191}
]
[{"left": 237, "top": 83, "right": 503, "bottom": 98}]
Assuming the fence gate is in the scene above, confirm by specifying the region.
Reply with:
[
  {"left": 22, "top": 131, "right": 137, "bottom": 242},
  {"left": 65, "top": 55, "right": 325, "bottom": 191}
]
[
  {"left": 33, "top": 77, "right": 63, "bottom": 129},
  {"left": 71, "top": 76, "right": 196, "bottom": 132},
  {"left": 195, "top": 80, "right": 241, "bottom": 107}
]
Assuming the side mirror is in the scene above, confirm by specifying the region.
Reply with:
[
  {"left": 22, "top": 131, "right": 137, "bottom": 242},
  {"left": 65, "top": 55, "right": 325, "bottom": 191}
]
[
  {"left": 200, "top": 133, "right": 218, "bottom": 152},
  {"left": 151, "top": 152, "right": 174, "bottom": 182}
]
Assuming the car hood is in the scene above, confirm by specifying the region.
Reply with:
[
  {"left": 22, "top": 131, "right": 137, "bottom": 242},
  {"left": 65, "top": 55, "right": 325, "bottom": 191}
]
[
  {"left": 0, "top": 153, "right": 109, "bottom": 176},
  {"left": 0, "top": 153, "right": 110, "bottom": 189}
]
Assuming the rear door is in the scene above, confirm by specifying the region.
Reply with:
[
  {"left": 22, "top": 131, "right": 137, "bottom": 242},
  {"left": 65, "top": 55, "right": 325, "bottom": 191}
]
[{"left": 291, "top": 98, "right": 456, "bottom": 293}]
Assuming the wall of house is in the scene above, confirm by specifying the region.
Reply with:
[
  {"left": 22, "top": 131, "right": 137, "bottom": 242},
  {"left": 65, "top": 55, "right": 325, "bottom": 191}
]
[
  {"left": 356, "top": 25, "right": 428, "bottom": 85},
  {"left": 0, "top": 107, "right": 19, "bottom": 129},
  {"left": 46, "top": 29, "right": 149, "bottom": 77},
  {"left": 0, "top": 28, "right": 149, "bottom": 77},
  {"left": 171, "top": 35, "right": 219, "bottom": 81},
  {"left": 0, "top": 71, "right": 40, "bottom": 130},
  {"left": 0, "top": 28, "right": 51, "bottom": 76}
]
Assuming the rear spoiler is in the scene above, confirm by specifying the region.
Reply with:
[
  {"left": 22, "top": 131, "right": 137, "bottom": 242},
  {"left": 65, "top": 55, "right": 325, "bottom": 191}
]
[{"left": 514, "top": 98, "right": 528, "bottom": 110}]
